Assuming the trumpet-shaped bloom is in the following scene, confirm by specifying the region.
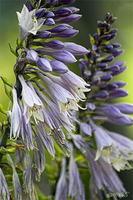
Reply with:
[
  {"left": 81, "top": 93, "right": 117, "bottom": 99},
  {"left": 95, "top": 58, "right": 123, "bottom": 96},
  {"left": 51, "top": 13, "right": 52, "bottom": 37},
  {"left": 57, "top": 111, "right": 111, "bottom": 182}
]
[
  {"left": 10, "top": 87, "right": 23, "bottom": 139},
  {"left": 18, "top": 75, "right": 44, "bottom": 123},
  {"left": 17, "top": 5, "right": 44, "bottom": 41}
]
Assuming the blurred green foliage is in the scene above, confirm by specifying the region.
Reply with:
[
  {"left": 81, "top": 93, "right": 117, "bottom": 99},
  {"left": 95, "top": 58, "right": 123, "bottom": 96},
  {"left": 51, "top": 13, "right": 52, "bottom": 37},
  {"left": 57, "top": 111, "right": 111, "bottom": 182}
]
[{"left": 0, "top": 0, "right": 133, "bottom": 199}]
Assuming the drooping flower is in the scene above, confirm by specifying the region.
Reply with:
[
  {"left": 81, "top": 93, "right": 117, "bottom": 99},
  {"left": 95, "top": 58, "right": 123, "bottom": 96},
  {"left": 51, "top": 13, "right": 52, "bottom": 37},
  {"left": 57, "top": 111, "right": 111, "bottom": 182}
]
[
  {"left": 18, "top": 75, "right": 44, "bottom": 123},
  {"left": 69, "top": 147, "right": 85, "bottom": 200},
  {"left": 72, "top": 134, "right": 127, "bottom": 199},
  {"left": 0, "top": 168, "right": 10, "bottom": 200},
  {"left": 88, "top": 149, "right": 127, "bottom": 200},
  {"left": 90, "top": 122, "right": 133, "bottom": 171},
  {"left": 55, "top": 157, "right": 68, "bottom": 200},
  {"left": 10, "top": 87, "right": 23, "bottom": 139}
]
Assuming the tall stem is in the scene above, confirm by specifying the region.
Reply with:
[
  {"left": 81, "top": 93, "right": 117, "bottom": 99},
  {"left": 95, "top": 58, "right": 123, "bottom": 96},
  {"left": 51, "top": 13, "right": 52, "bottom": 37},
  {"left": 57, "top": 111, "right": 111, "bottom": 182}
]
[{"left": 0, "top": 126, "right": 9, "bottom": 161}]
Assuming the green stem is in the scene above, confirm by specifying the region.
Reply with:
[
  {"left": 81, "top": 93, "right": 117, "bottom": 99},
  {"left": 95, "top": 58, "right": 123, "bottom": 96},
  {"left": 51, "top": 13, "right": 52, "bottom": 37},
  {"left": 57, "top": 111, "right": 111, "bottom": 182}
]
[{"left": 0, "top": 126, "right": 9, "bottom": 161}]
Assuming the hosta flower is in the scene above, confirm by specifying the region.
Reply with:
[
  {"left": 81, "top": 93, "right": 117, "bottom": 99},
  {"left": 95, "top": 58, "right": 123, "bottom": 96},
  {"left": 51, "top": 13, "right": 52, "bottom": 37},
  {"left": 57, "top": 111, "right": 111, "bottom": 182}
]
[
  {"left": 77, "top": 13, "right": 133, "bottom": 172},
  {"left": 10, "top": 87, "right": 23, "bottom": 139},
  {"left": 69, "top": 147, "right": 85, "bottom": 200},
  {"left": 88, "top": 149, "right": 127, "bottom": 200},
  {"left": 91, "top": 123, "right": 133, "bottom": 171},
  {"left": 18, "top": 75, "right": 44, "bottom": 123},
  {"left": 37, "top": 73, "right": 79, "bottom": 113},
  {"left": 55, "top": 157, "right": 68, "bottom": 200},
  {"left": 72, "top": 134, "right": 127, "bottom": 199},
  {"left": 0, "top": 168, "right": 10, "bottom": 200},
  {"left": 17, "top": 5, "right": 44, "bottom": 41},
  {"left": 33, "top": 135, "right": 45, "bottom": 181}
]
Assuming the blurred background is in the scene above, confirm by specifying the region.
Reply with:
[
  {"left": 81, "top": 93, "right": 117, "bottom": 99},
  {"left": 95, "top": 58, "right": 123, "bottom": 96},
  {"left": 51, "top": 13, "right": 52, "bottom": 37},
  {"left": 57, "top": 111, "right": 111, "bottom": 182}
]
[{"left": 0, "top": 0, "right": 133, "bottom": 199}]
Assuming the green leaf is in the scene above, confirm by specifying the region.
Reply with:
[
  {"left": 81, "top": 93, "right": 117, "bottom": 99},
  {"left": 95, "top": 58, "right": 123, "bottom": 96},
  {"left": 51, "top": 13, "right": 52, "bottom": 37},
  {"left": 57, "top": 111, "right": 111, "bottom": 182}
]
[
  {"left": 3, "top": 84, "right": 12, "bottom": 100},
  {"left": 89, "top": 34, "right": 95, "bottom": 45},
  {"left": 0, "top": 76, "right": 13, "bottom": 87},
  {"left": 9, "top": 43, "right": 17, "bottom": 57},
  {"left": 0, "top": 104, "right": 7, "bottom": 115}
]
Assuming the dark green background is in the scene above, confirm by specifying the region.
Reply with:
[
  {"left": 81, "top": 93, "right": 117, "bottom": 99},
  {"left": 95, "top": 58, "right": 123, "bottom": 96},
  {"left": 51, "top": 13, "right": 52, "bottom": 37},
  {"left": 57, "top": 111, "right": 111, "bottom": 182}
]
[{"left": 0, "top": 0, "right": 133, "bottom": 199}]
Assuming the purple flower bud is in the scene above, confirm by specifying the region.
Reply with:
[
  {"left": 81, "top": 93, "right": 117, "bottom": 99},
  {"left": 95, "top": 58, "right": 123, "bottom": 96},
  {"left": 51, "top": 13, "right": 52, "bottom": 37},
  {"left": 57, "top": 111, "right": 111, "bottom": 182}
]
[
  {"left": 109, "top": 89, "right": 128, "bottom": 99},
  {"left": 112, "top": 43, "right": 121, "bottom": 48},
  {"left": 34, "top": 30, "right": 51, "bottom": 39},
  {"left": 102, "top": 44, "right": 113, "bottom": 50},
  {"left": 114, "top": 103, "right": 133, "bottom": 114},
  {"left": 26, "top": 49, "right": 38, "bottom": 62},
  {"left": 48, "top": 24, "right": 72, "bottom": 33},
  {"left": 64, "top": 42, "right": 88, "bottom": 56},
  {"left": 35, "top": 8, "right": 45, "bottom": 19},
  {"left": 55, "top": 14, "right": 81, "bottom": 24},
  {"left": 54, "top": 7, "right": 72, "bottom": 17},
  {"left": 115, "top": 81, "right": 126, "bottom": 88},
  {"left": 52, "top": 28, "right": 79, "bottom": 38},
  {"left": 112, "top": 49, "right": 123, "bottom": 57},
  {"left": 103, "top": 106, "right": 122, "bottom": 118},
  {"left": 104, "top": 83, "right": 118, "bottom": 90},
  {"left": 110, "top": 17, "right": 116, "bottom": 24},
  {"left": 92, "top": 77, "right": 101, "bottom": 86},
  {"left": 111, "top": 61, "right": 124, "bottom": 67},
  {"left": 50, "top": 61, "right": 68, "bottom": 74},
  {"left": 44, "top": 40, "right": 64, "bottom": 49},
  {"left": 86, "top": 103, "right": 96, "bottom": 111},
  {"left": 97, "top": 21, "right": 104, "bottom": 27},
  {"left": 109, "top": 29, "right": 117, "bottom": 34},
  {"left": 37, "top": 58, "right": 52, "bottom": 72},
  {"left": 80, "top": 122, "right": 92, "bottom": 137},
  {"left": 96, "top": 63, "right": 107, "bottom": 69},
  {"left": 93, "top": 90, "right": 108, "bottom": 100},
  {"left": 108, "top": 114, "right": 133, "bottom": 126},
  {"left": 79, "top": 59, "right": 88, "bottom": 76},
  {"left": 111, "top": 33, "right": 117, "bottom": 40},
  {"left": 44, "top": 18, "right": 55, "bottom": 26},
  {"left": 119, "top": 66, "right": 127, "bottom": 73},
  {"left": 49, "top": 50, "right": 77, "bottom": 63},
  {"left": 105, "top": 13, "right": 111, "bottom": 21},
  {"left": 69, "top": 7, "right": 80, "bottom": 14},
  {"left": 101, "top": 74, "right": 112, "bottom": 82},
  {"left": 92, "top": 45, "right": 97, "bottom": 51},
  {"left": 101, "top": 55, "right": 114, "bottom": 63},
  {"left": 25, "top": 0, "right": 34, "bottom": 11},
  {"left": 45, "top": 11, "right": 55, "bottom": 18}
]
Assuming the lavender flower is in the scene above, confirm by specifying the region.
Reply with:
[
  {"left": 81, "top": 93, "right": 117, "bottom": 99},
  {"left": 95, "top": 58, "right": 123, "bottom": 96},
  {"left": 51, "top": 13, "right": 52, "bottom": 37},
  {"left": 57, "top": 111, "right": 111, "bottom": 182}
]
[
  {"left": 10, "top": 87, "right": 23, "bottom": 139},
  {"left": 33, "top": 134, "right": 45, "bottom": 181},
  {"left": 7, "top": 154, "right": 22, "bottom": 200},
  {"left": 0, "top": 168, "right": 10, "bottom": 200},
  {"left": 88, "top": 149, "right": 127, "bottom": 199},
  {"left": 69, "top": 147, "right": 85, "bottom": 200},
  {"left": 90, "top": 122, "right": 133, "bottom": 171},
  {"left": 18, "top": 75, "right": 44, "bottom": 123},
  {"left": 72, "top": 134, "right": 127, "bottom": 199},
  {"left": 55, "top": 157, "right": 67, "bottom": 200}
]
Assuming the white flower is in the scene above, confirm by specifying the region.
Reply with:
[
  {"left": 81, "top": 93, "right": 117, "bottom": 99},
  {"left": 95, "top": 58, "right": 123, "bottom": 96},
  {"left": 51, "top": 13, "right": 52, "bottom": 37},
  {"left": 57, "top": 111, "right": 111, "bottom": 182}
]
[
  {"left": 17, "top": 5, "right": 44, "bottom": 41},
  {"left": 18, "top": 75, "right": 44, "bottom": 123}
]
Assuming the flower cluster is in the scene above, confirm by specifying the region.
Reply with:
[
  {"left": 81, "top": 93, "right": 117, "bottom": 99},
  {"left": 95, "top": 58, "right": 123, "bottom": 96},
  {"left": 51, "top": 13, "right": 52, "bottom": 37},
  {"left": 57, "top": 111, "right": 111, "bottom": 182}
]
[
  {"left": 54, "top": 13, "right": 133, "bottom": 200},
  {"left": 11, "top": 0, "right": 89, "bottom": 153},
  {"left": 1, "top": 0, "right": 89, "bottom": 199},
  {"left": 71, "top": 13, "right": 133, "bottom": 199}
]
